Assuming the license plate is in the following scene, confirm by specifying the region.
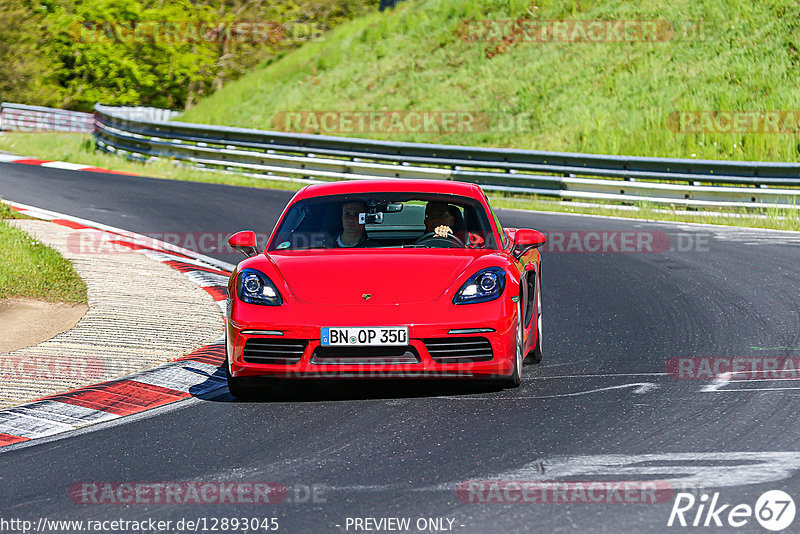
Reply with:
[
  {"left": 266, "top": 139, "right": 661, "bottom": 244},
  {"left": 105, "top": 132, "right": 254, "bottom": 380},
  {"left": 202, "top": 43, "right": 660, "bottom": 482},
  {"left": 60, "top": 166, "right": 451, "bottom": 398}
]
[{"left": 321, "top": 327, "right": 408, "bottom": 346}]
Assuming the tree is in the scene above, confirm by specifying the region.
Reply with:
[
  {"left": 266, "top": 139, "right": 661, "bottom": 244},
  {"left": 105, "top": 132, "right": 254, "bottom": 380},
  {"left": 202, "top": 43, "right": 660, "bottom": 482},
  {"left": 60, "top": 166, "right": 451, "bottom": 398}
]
[
  {"left": 2, "top": 0, "right": 377, "bottom": 110},
  {"left": 0, "top": 0, "right": 58, "bottom": 105}
]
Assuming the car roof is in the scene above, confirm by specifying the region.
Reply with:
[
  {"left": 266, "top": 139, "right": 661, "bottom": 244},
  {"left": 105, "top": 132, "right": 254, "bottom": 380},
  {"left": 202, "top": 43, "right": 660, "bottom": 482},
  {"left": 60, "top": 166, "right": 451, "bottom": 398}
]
[{"left": 293, "top": 179, "right": 484, "bottom": 201}]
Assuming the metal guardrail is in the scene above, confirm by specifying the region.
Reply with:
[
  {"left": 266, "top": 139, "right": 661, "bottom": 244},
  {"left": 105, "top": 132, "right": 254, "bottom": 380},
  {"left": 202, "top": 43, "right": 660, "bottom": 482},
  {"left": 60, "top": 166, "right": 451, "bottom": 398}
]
[
  {"left": 0, "top": 103, "right": 94, "bottom": 133},
  {"left": 97, "top": 106, "right": 179, "bottom": 123},
  {"left": 16, "top": 102, "right": 800, "bottom": 209},
  {"left": 0, "top": 103, "right": 177, "bottom": 133}
]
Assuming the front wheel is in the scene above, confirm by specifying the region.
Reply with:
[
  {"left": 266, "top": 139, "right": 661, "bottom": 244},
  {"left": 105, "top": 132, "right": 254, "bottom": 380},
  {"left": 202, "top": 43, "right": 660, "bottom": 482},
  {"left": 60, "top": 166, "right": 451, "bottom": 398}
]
[
  {"left": 502, "top": 301, "right": 524, "bottom": 388},
  {"left": 226, "top": 362, "right": 261, "bottom": 400},
  {"left": 527, "top": 314, "right": 542, "bottom": 364},
  {"left": 525, "top": 272, "right": 543, "bottom": 365},
  {"left": 225, "top": 334, "right": 276, "bottom": 400}
]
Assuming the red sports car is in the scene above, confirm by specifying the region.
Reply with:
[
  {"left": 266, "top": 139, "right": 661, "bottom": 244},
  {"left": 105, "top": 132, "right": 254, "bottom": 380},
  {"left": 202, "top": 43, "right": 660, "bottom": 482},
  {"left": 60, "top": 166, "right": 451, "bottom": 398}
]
[{"left": 225, "top": 179, "right": 546, "bottom": 398}]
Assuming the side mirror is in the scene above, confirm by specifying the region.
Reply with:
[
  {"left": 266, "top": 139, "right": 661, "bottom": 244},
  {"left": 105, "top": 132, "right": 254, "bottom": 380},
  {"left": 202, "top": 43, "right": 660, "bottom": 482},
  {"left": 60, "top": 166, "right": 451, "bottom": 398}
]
[
  {"left": 228, "top": 230, "right": 259, "bottom": 258},
  {"left": 513, "top": 229, "right": 546, "bottom": 259}
]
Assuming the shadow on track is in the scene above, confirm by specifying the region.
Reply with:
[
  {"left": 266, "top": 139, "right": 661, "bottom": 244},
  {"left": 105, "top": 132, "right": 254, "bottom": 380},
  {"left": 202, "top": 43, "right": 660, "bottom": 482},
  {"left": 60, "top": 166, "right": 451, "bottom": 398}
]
[{"left": 190, "top": 366, "right": 507, "bottom": 402}]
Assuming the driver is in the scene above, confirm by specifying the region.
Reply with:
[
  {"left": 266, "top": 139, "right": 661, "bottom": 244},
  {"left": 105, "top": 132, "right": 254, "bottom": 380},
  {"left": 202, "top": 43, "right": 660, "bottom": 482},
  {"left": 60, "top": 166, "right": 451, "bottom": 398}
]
[
  {"left": 424, "top": 201, "right": 458, "bottom": 238},
  {"left": 336, "top": 201, "right": 375, "bottom": 247}
]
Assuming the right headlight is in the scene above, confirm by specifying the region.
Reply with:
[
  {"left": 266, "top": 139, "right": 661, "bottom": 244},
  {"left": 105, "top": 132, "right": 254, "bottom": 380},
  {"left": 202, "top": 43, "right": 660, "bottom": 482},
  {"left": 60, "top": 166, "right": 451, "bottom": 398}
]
[
  {"left": 453, "top": 267, "right": 506, "bottom": 305},
  {"left": 237, "top": 268, "right": 282, "bottom": 306}
]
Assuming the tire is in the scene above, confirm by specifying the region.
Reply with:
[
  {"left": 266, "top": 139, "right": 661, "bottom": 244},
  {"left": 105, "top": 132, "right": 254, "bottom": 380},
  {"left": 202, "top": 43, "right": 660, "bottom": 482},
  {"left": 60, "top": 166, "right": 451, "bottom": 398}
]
[
  {"left": 503, "top": 301, "right": 524, "bottom": 388},
  {"left": 525, "top": 273, "right": 543, "bottom": 364},
  {"left": 226, "top": 361, "right": 259, "bottom": 400},
  {"left": 528, "top": 314, "right": 543, "bottom": 364},
  {"left": 225, "top": 334, "right": 274, "bottom": 400}
]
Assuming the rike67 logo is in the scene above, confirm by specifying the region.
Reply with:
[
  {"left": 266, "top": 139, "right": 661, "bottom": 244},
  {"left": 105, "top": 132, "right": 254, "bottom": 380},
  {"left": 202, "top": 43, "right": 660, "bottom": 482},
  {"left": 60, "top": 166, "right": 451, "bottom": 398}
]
[{"left": 668, "top": 490, "right": 796, "bottom": 531}]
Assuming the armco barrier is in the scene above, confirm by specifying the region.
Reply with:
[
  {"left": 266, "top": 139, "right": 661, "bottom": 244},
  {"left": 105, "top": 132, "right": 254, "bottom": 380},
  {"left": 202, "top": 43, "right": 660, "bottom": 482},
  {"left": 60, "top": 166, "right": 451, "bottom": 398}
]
[
  {"left": 0, "top": 103, "right": 177, "bottom": 133},
  {"left": 95, "top": 105, "right": 179, "bottom": 123},
  {"left": 7, "top": 102, "right": 800, "bottom": 209},
  {"left": 91, "top": 104, "right": 800, "bottom": 209},
  {"left": 0, "top": 103, "right": 93, "bottom": 133}
]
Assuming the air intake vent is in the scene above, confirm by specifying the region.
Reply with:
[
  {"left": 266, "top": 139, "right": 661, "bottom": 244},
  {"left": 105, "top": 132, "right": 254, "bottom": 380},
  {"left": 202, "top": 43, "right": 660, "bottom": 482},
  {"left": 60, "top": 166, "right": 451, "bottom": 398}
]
[
  {"left": 424, "top": 337, "right": 493, "bottom": 363},
  {"left": 243, "top": 338, "right": 306, "bottom": 365}
]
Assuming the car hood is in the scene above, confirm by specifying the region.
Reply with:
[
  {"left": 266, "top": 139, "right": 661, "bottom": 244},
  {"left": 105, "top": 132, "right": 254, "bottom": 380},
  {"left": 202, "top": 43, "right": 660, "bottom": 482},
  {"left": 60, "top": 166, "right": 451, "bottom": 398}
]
[{"left": 267, "top": 251, "right": 478, "bottom": 305}]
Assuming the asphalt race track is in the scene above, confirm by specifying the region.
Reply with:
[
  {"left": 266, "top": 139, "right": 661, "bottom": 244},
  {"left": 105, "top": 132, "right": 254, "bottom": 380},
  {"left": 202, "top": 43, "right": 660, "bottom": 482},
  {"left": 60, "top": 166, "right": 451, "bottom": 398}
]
[{"left": 2, "top": 163, "right": 800, "bottom": 533}]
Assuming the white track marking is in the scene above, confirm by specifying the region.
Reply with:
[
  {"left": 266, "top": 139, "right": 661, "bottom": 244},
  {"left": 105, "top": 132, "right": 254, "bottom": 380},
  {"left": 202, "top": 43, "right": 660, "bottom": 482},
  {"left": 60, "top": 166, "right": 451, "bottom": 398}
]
[
  {"left": 301, "top": 452, "right": 800, "bottom": 494},
  {"left": 0, "top": 411, "right": 77, "bottom": 439},
  {"left": 702, "top": 370, "right": 800, "bottom": 393},
  {"left": 517, "top": 382, "right": 659, "bottom": 398},
  {"left": 5, "top": 401, "right": 119, "bottom": 426},
  {"left": 40, "top": 161, "right": 91, "bottom": 171},
  {"left": 486, "top": 452, "right": 800, "bottom": 490},
  {"left": 0, "top": 391, "right": 229, "bottom": 453},
  {"left": 184, "top": 270, "right": 229, "bottom": 288},
  {"left": 711, "top": 387, "right": 800, "bottom": 392},
  {"left": 527, "top": 372, "right": 668, "bottom": 380},
  {"left": 720, "top": 378, "right": 800, "bottom": 383},
  {"left": 537, "top": 359, "right": 592, "bottom": 368},
  {"left": 131, "top": 361, "right": 226, "bottom": 394},
  {"left": 701, "top": 372, "right": 733, "bottom": 392},
  {"left": 139, "top": 249, "right": 229, "bottom": 270},
  {"left": 436, "top": 382, "right": 659, "bottom": 400}
]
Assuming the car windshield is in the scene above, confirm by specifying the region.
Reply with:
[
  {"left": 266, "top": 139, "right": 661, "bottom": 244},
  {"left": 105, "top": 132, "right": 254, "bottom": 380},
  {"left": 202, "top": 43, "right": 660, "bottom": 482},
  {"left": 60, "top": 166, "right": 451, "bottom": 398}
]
[{"left": 268, "top": 193, "right": 498, "bottom": 251}]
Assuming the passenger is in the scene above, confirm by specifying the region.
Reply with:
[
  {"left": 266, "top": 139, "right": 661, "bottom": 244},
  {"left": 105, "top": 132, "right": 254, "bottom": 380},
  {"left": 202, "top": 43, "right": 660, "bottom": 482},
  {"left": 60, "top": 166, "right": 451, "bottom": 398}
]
[{"left": 336, "top": 201, "right": 374, "bottom": 247}]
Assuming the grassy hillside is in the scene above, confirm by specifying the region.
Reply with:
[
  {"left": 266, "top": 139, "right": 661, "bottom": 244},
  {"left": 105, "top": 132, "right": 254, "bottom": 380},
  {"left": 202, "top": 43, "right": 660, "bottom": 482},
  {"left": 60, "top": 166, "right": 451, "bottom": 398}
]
[{"left": 178, "top": 0, "right": 800, "bottom": 162}]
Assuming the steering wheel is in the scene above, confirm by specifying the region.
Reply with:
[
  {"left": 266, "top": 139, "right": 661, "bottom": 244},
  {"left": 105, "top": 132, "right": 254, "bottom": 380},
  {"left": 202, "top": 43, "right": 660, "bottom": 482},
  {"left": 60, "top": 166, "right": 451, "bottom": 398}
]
[{"left": 413, "top": 231, "right": 466, "bottom": 248}]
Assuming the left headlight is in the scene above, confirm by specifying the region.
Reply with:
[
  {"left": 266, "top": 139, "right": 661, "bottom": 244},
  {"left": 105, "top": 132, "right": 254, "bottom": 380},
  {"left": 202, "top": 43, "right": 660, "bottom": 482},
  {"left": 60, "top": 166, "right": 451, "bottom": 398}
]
[
  {"left": 453, "top": 267, "right": 506, "bottom": 305},
  {"left": 237, "top": 268, "right": 283, "bottom": 306}
]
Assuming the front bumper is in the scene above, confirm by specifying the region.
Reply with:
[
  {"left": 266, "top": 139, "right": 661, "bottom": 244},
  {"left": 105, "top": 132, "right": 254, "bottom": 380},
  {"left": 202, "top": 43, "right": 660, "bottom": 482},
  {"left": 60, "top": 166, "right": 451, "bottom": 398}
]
[{"left": 227, "top": 303, "right": 517, "bottom": 380}]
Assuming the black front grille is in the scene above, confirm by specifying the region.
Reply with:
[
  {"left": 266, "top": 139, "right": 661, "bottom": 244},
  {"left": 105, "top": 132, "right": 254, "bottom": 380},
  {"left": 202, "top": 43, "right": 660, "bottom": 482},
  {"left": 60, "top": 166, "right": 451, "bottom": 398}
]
[
  {"left": 311, "top": 345, "right": 420, "bottom": 365},
  {"left": 243, "top": 338, "right": 306, "bottom": 365},
  {"left": 424, "top": 337, "right": 493, "bottom": 363}
]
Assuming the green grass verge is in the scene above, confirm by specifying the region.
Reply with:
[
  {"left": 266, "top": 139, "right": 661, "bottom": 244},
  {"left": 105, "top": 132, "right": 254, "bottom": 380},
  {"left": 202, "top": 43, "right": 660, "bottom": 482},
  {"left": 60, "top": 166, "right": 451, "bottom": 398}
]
[
  {"left": 178, "top": 0, "right": 800, "bottom": 163},
  {"left": 0, "top": 202, "right": 30, "bottom": 220},
  {"left": 0, "top": 202, "right": 88, "bottom": 303},
  {"left": 1, "top": 132, "right": 798, "bottom": 232}
]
